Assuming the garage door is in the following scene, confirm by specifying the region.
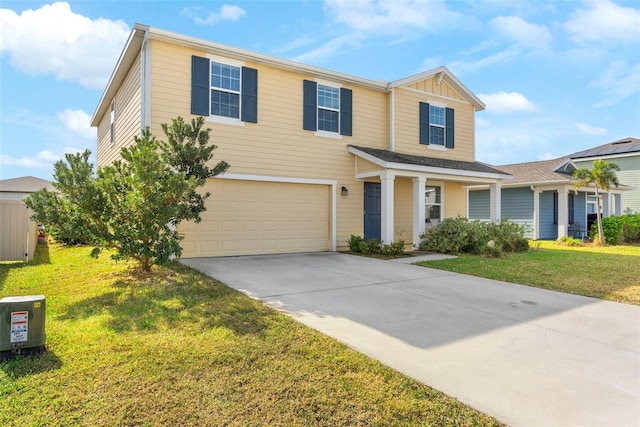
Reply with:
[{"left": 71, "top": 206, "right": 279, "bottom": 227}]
[{"left": 179, "top": 179, "right": 331, "bottom": 257}]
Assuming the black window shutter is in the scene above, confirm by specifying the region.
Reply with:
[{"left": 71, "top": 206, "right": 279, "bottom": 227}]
[
  {"left": 241, "top": 67, "right": 258, "bottom": 123},
  {"left": 419, "top": 102, "right": 430, "bottom": 145},
  {"left": 445, "top": 107, "right": 455, "bottom": 148},
  {"left": 339, "top": 88, "right": 352, "bottom": 136},
  {"left": 191, "top": 56, "right": 210, "bottom": 116},
  {"left": 303, "top": 80, "right": 317, "bottom": 131}
]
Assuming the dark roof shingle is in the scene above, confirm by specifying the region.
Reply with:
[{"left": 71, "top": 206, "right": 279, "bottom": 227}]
[{"left": 350, "top": 146, "right": 509, "bottom": 176}]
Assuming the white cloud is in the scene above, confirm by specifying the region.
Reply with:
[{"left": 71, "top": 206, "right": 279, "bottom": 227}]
[
  {"left": 292, "top": 33, "right": 363, "bottom": 63},
  {"left": 0, "top": 2, "right": 130, "bottom": 89},
  {"left": 576, "top": 123, "right": 608, "bottom": 136},
  {"left": 58, "top": 109, "right": 95, "bottom": 140},
  {"left": 488, "top": 16, "right": 552, "bottom": 50},
  {"left": 447, "top": 49, "right": 518, "bottom": 76},
  {"left": 273, "top": 36, "right": 315, "bottom": 54},
  {"left": 564, "top": 0, "right": 640, "bottom": 44},
  {"left": 324, "top": 0, "right": 469, "bottom": 35},
  {"left": 477, "top": 91, "right": 539, "bottom": 114},
  {"left": 0, "top": 151, "right": 60, "bottom": 169},
  {"left": 590, "top": 60, "right": 640, "bottom": 106},
  {"left": 182, "top": 4, "right": 246, "bottom": 26}
]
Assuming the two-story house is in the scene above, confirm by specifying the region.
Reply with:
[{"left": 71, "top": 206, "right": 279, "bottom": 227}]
[{"left": 91, "top": 24, "right": 510, "bottom": 258}]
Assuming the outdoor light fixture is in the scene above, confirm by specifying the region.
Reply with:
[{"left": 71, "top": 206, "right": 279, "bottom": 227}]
[{"left": 341, "top": 186, "right": 348, "bottom": 196}]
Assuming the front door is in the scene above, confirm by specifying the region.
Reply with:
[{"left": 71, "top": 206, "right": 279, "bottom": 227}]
[{"left": 364, "top": 182, "right": 381, "bottom": 241}]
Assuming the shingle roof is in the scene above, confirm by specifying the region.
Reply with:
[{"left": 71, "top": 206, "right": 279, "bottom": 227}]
[
  {"left": 494, "top": 157, "right": 575, "bottom": 185},
  {"left": 350, "top": 146, "right": 509, "bottom": 176},
  {"left": 569, "top": 137, "right": 640, "bottom": 159},
  {"left": 0, "top": 176, "right": 54, "bottom": 193}
]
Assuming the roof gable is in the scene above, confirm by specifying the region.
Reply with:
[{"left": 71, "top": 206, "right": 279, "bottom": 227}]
[
  {"left": 0, "top": 176, "right": 54, "bottom": 193},
  {"left": 389, "top": 66, "right": 485, "bottom": 111}
]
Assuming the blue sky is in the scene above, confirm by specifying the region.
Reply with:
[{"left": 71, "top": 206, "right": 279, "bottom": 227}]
[{"left": 1, "top": 0, "right": 639, "bottom": 181}]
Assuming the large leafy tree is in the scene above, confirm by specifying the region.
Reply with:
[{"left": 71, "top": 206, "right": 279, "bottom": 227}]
[
  {"left": 573, "top": 159, "right": 620, "bottom": 245},
  {"left": 25, "top": 117, "right": 229, "bottom": 272}
]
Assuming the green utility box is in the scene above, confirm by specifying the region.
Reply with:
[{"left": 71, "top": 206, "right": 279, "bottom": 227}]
[{"left": 0, "top": 295, "right": 46, "bottom": 356}]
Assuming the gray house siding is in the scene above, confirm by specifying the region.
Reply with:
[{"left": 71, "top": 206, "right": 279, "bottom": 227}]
[
  {"left": 574, "top": 192, "right": 586, "bottom": 227},
  {"left": 573, "top": 155, "right": 640, "bottom": 214},
  {"left": 502, "top": 187, "right": 534, "bottom": 237},
  {"left": 469, "top": 190, "right": 490, "bottom": 219},
  {"left": 539, "top": 191, "right": 557, "bottom": 240}
]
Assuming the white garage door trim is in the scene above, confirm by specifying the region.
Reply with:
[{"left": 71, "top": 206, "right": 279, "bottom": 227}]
[{"left": 219, "top": 173, "right": 337, "bottom": 251}]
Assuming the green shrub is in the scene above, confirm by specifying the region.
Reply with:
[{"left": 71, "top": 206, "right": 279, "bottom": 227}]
[
  {"left": 348, "top": 235, "right": 367, "bottom": 253},
  {"left": 593, "top": 214, "right": 640, "bottom": 245},
  {"left": 348, "top": 235, "right": 405, "bottom": 257},
  {"left": 556, "top": 236, "right": 584, "bottom": 247},
  {"left": 381, "top": 240, "right": 405, "bottom": 257},
  {"left": 419, "top": 217, "right": 528, "bottom": 255}
]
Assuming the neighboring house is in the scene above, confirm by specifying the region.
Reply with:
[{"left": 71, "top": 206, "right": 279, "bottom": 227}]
[
  {"left": 91, "top": 24, "right": 510, "bottom": 258},
  {"left": 468, "top": 156, "right": 628, "bottom": 240},
  {"left": 0, "top": 176, "right": 53, "bottom": 261},
  {"left": 568, "top": 137, "right": 639, "bottom": 215}
]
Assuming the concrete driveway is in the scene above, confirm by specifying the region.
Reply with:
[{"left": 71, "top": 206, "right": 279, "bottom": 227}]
[{"left": 182, "top": 252, "right": 640, "bottom": 427}]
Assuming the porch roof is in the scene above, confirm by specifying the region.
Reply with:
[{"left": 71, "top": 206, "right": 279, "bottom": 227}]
[{"left": 349, "top": 146, "right": 511, "bottom": 180}]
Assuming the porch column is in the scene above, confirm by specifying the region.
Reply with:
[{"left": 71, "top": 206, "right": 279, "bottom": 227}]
[
  {"left": 602, "top": 193, "right": 610, "bottom": 217},
  {"left": 412, "top": 176, "right": 426, "bottom": 248},
  {"left": 557, "top": 187, "right": 568, "bottom": 238},
  {"left": 532, "top": 186, "right": 540, "bottom": 240},
  {"left": 489, "top": 181, "right": 502, "bottom": 222},
  {"left": 381, "top": 172, "right": 395, "bottom": 244}
]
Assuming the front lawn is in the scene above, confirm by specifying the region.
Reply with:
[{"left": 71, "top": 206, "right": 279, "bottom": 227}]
[
  {"left": 0, "top": 243, "right": 501, "bottom": 426},
  {"left": 417, "top": 241, "right": 640, "bottom": 305}
]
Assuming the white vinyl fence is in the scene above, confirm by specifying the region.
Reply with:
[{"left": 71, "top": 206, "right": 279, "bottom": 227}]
[{"left": 0, "top": 200, "right": 38, "bottom": 262}]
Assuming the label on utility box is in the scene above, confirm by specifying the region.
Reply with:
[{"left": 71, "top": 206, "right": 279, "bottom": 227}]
[{"left": 10, "top": 311, "right": 28, "bottom": 343}]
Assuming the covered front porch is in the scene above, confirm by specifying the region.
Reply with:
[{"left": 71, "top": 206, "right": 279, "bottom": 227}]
[{"left": 349, "top": 146, "right": 511, "bottom": 247}]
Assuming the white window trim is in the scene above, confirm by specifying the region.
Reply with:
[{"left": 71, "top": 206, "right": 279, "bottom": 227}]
[
  {"left": 426, "top": 100, "right": 449, "bottom": 149},
  {"left": 206, "top": 54, "right": 244, "bottom": 124},
  {"left": 425, "top": 181, "right": 445, "bottom": 224},
  {"left": 314, "top": 130, "right": 343, "bottom": 139},
  {"left": 315, "top": 79, "right": 342, "bottom": 135}
]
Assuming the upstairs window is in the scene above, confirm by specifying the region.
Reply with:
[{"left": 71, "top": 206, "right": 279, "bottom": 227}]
[
  {"left": 303, "top": 80, "right": 352, "bottom": 136},
  {"left": 317, "top": 84, "right": 340, "bottom": 132},
  {"left": 419, "top": 102, "right": 454, "bottom": 148},
  {"left": 191, "top": 55, "right": 258, "bottom": 124},
  {"left": 211, "top": 62, "right": 241, "bottom": 119},
  {"left": 429, "top": 105, "right": 445, "bottom": 145}
]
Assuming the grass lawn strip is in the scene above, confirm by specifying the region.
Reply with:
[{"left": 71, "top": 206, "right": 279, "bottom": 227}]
[
  {"left": 0, "top": 243, "right": 501, "bottom": 426},
  {"left": 417, "top": 241, "right": 640, "bottom": 305}
]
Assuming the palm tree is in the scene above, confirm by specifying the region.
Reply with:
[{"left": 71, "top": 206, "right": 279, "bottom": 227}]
[{"left": 573, "top": 159, "right": 620, "bottom": 245}]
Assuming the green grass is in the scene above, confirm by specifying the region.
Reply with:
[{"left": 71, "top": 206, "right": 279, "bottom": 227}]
[
  {"left": 417, "top": 241, "right": 640, "bottom": 305},
  {"left": 0, "top": 244, "right": 501, "bottom": 426}
]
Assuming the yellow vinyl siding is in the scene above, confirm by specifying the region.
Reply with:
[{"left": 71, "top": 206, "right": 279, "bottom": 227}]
[
  {"left": 408, "top": 77, "right": 465, "bottom": 101},
  {"left": 149, "top": 40, "right": 389, "bottom": 249},
  {"left": 393, "top": 86, "right": 475, "bottom": 162},
  {"left": 96, "top": 54, "right": 142, "bottom": 168},
  {"left": 444, "top": 181, "right": 467, "bottom": 218}
]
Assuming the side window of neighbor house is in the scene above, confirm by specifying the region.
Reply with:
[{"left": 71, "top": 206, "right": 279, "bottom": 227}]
[
  {"left": 303, "top": 80, "right": 352, "bottom": 136},
  {"left": 110, "top": 101, "right": 115, "bottom": 145},
  {"left": 419, "top": 102, "right": 454, "bottom": 148},
  {"left": 425, "top": 185, "right": 442, "bottom": 225},
  {"left": 191, "top": 55, "right": 257, "bottom": 124}
]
